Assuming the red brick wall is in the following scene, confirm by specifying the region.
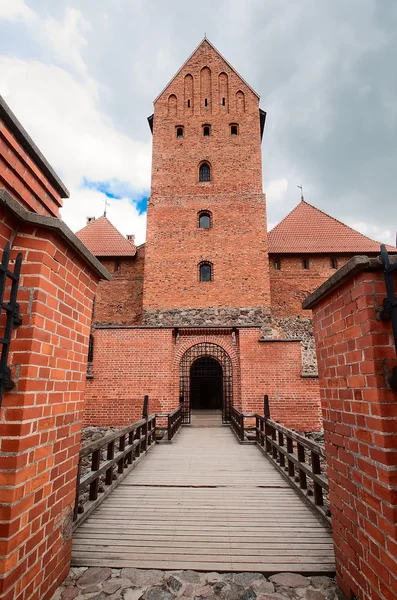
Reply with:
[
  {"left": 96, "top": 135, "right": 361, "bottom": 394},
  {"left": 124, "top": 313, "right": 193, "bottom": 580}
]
[
  {"left": 84, "top": 327, "right": 321, "bottom": 431},
  {"left": 311, "top": 269, "right": 397, "bottom": 600},
  {"left": 143, "top": 40, "right": 270, "bottom": 314},
  {"left": 0, "top": 220, "right": 100, "bottom": 600},
  {"left": 0, "top": 121, "right": 63, "bottom": 217},
  {"left": 239, "top": 329, "right": 321, "bottom": 430},
  {"left": 93, "top": 245, "right": 145, "bottom": 325},
  {"left": 84, "top": 328, "right": 174, "bottom": 425},
  {"left": 269, "top": 254, "right": 353, "bottom": 317}
]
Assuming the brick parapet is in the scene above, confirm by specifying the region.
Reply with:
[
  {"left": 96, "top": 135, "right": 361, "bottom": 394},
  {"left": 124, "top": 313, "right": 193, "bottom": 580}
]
[
  {"left": 0, "top": 206, "right": 103, "bottom": 600},
  {"left": 308, "top": 261, "right": 397, "bottom": 599}
]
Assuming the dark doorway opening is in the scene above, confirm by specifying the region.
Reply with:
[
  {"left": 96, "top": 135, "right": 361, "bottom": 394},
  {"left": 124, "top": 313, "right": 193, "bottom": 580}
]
[{"left": 190, "top": 357, "right": 223, "bottom": 410}]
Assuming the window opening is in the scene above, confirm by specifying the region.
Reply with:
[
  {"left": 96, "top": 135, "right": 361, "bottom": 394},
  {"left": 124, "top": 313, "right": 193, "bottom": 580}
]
[
  {"left": 205, "top": 98, "right": 208, "bottom": 107},
  {"left": 199, "top": 211, "right": 211, "bottom": 229},
  {"left": 88, "top": 334, "right": 94, "bottom": 362},
  {"left": 199, "top": 163, "right": 211, "bottom": 182},
  {"left": 199, "top": 262, "right": 212, "bottom": 282},
  {"left": 187, "top": 99, "right": 191, "bottom": 108},
  {"left": 302, "top": 258, "right": 310, "bottom": 270},
  {"left": 331, "top": 257, "right": 338, "bottom": 269},
  {"left": 176, "top": 127, "right": 184, "bottom": 138},
  {"left": 203, "top": 125, "right": 210, "bottom": 137},
  {"left": 222, "top": 97, "right": 225, "bottom": 106},
  {"left": 230, "top": 124, "right": 238, "bottom": 136},
  {"left": 273, "top": 258, "right": 281, "bottom": 270},
  {"left": 115, "top": 261, "right": 121, "bottom": 272}
]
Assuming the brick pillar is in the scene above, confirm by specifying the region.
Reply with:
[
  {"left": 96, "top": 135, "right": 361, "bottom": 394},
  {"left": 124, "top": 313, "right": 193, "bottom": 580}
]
[
  {"left": 0, "top": 212, "right": 107, "bottom": 600},
  {"left": 304, "top": 256, "right": 397, "bottom": 600}
]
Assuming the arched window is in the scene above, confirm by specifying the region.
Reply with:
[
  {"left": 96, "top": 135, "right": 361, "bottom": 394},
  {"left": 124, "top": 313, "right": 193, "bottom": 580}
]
[
  {"left": 198, "top": 211, "right": 211, "bottom": 229},
  {"left": 230, "top": 123, "right": 239, "bottom": 136},
  {"left": 176, "top": 126, "right": 184, "bottom": 138},
  {"left": 199, "top": 162, "right": 211, "bottom": 182},
  {"left": 88, "top": 334, "right": 94, "bottom": 362},
  {"left": 199, "top": 262, "right": 212, "bottom": 282},
  {"left": 203, "top": 125, "right": 211, "bottom": 137}
]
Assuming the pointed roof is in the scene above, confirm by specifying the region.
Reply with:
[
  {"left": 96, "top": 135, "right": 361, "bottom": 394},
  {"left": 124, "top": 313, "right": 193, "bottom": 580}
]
[
  {"left": 76, "top": 216, "right": 136, "bottom": 257},
  {"left": 154, "top": 37, "right": 260, "bottom": 104},
  {"left": 268, "top": 200, "right": 396, "bottom": 254}
]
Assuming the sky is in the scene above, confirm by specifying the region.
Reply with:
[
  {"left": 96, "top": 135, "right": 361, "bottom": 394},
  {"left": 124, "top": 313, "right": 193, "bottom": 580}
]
[{"left": 0, "top": 0, "right": 396, "bottom": 246}]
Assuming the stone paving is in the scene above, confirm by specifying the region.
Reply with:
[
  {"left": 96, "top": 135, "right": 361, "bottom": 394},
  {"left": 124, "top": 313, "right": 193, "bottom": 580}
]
[{"left": 52, "top": 568, "right": 345, "bottom": 600}]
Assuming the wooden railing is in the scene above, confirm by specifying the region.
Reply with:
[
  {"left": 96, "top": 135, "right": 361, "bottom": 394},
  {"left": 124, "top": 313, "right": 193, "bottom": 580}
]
[
  {"left": 256, "top": 415, "right": 330, "bottom": 527},
  {"left": 167, "top": 405, "right": 182, "bottom": 441},
  {"left": 73, "top": 414, "right": 156, "bottom": 530},
  {"left": 230, "top": 407, "right": 256, "bottom": 442}
]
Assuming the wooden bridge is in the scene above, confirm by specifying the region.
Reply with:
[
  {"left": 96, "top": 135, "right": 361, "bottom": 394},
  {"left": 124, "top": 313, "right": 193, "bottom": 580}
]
[{"left": 72, "top": 409, "right": 334, "bottom": 573}]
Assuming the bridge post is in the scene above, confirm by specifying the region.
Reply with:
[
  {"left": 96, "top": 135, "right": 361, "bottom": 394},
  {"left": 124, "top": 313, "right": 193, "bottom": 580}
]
[{"left": 304, "top": 255, "right": 397, "bottom": 600}]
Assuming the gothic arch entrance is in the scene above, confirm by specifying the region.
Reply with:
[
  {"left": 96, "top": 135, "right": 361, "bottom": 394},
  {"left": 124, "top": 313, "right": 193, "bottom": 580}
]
[{"left": 180, "top": 342, "right": 233, "bottom": 424}]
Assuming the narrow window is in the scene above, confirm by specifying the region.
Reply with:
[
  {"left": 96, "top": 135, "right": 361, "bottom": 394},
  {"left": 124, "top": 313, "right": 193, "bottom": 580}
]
[
  {"left": 187, "top": 99, "right": 191, "bottom": 108},
  {"left": 199, "top": 262, "right": 212, "bottom": 282},
  {"left": 273, "top": 258, "right": 281, "bottom": 270},
  {"left": 115, "top": 261, "right": 121, "bottom": 272},
  {"left": 230, "top": 124, "right": 238, "bottom": 136},
  {"left": 88, "top": 334, "right": 94, "bottom": 362},
  {"left": 199, "top": 211, "right": 211, "bottom": 229},
  {"left": 199, "top": 162, "right": 211, "bottom": 182},
  {"left": 222, "top": 97, "right": 225, "bottom": 106},
  {"left": 176, "top": 126, "right": 184, "bottom": 138},
  {"left": 302, "top": 258, "right": 310, "bottom": 270},
  {"left": 203, "top": 125, "right": 210, "bottom": 137},
  {"left": 331, "top": 257, "right": 338, "bottom": 269},
  {"left": 204, "top": 98, "right": 208, "bottom": 107}
]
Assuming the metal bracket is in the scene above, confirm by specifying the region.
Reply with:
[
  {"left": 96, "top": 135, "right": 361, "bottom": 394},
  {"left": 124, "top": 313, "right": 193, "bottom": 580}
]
[{"left": 380, "top": 244, "right": 397, "bottom": 353}]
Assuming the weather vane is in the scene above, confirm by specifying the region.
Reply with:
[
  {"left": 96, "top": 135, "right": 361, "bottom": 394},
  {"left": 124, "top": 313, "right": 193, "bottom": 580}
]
[
  {"left": 297, "top": 185, "right": 304, "bottom": 202},
  {"left": 104, "top": 197, "right": 110, "bottom": 217}
]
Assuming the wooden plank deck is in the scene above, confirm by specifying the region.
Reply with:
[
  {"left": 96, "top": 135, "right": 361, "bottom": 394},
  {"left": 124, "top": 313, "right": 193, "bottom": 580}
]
[{"left": 72, "top": 426, "right": 335, "bottom": 573}]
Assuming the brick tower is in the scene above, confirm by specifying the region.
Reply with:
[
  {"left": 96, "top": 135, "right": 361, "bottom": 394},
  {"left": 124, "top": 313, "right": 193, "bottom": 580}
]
[{"left": 143, "top": 38, "right": 269, "bottom": 325}]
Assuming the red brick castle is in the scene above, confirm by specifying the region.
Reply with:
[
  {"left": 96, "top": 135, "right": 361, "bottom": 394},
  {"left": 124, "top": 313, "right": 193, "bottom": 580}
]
[{"left": 78, "top": 39, "right": 394, "bottom": 430}]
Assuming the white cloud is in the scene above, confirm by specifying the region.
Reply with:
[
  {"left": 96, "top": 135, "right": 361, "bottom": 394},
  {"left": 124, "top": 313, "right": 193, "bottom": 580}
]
[
  {"left": 63, "top": 189, "right": 147, "bottom": 245},
  {"left": 266, "top": 178, "right": 289, "bottom": 204},
  {"left": 41, "top": 7, "right": 91, "bottom": 75},
  {"left": 0, "top": 0, "right": 34, "bottom": 21},
  {"left": 349, "top": 221, "right": 395, "bottom": 248},
  {"left": 0, "top": 56, "right": 151, "bottom": 240}
]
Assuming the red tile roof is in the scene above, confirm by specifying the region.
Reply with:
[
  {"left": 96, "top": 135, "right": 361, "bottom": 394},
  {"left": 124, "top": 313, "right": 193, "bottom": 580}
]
[
  {"left": 76, "top": 216, "right": 136, "bottom": 257},
  {"left": 268, "top": 201, "right": 396, "bottom": 254}
]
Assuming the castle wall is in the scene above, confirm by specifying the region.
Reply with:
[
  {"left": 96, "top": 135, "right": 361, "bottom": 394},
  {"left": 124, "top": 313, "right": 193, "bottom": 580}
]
[
  {"left": 269, "top": 254, "right": 353, "bottom": 318},
  {"left": 93, "top": 245, "right": 145, "bottom": 325},
  {"left": 84, "top": 327, "right": 321, "bottom": 431}
]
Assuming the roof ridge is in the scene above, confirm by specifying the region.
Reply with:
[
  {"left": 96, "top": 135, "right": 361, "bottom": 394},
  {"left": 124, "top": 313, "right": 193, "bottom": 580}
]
[{"left": 300, "top": 199, "right": 392, "bottom": 248}]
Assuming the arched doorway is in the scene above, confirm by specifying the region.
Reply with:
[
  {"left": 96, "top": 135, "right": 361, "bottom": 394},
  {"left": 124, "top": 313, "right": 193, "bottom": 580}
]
[
  {"left": 180, "top": 342, "right": 233, "bottom": 424},
  {"left": 190, "top": 357, "right": 223, "bottom": 410}
]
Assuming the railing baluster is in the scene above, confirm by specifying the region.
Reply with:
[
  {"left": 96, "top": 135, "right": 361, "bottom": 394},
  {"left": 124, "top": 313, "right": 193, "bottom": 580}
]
[
  {"left": 106, "top": 441, "right": 114, "bottom": 485},
  {"left": 297, "top": 442, "right": 307, "bottom": 490},
  {"left": 312, "top": 451, "right": 323, "bottom": 506},
  {"left": 287, "top": 436, "right": 294, "bottom": 476},
  {"left": 89, "top": 449, "right": 101, "bottom": 500},
  {"left": 278, "top": 431, "right": 285, "bottom": 468}
]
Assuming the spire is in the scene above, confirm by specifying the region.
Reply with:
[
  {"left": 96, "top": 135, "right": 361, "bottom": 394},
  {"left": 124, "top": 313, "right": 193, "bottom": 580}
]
[
  {"left": 297, "top": 185, "right": 304, "bottom": 202},
  {"left": 104, "top": 197, "right": 110, "bottom": 217}
]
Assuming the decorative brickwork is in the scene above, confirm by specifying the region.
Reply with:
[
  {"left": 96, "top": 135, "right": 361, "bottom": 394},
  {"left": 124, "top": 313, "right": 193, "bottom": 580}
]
[{"left": 305, "top": 257, "right": 397, "bottom": 600}]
